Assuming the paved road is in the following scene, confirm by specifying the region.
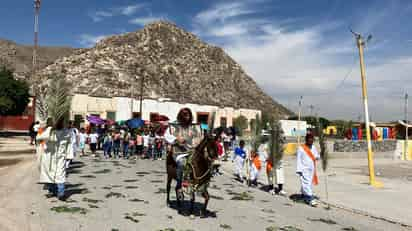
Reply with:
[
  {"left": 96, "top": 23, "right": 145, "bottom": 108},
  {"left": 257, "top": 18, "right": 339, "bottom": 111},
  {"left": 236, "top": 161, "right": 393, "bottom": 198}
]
[
  {"left": 20, "top": 153, "right": 410, "bottom": 231},
  {"left": 219, "top": 154, "right": 412, "bottom": 228}
]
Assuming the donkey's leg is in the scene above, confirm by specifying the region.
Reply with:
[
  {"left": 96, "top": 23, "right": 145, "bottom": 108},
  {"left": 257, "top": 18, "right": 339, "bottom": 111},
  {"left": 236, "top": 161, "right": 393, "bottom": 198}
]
[
  {"left": 200, "top": 190, "right": 210, "bottom": 218},
  {"left": 175, "top": 185, "right": 183, "bottom": 208},
  {"left": 190, "top": 191, "right": 195, "bottom": 216},
  {"left": 166, "top": 176, "right": 172, "bottom": 206}
]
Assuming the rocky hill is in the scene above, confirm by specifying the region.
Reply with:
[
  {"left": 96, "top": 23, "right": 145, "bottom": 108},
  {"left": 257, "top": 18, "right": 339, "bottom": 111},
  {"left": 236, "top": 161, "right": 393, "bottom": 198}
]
[
  {"left": 0, "top": 39, "right": 77, "bottom": 78},
  {"left": 35, "top": 21, "right": 292, "bottom": 116}
]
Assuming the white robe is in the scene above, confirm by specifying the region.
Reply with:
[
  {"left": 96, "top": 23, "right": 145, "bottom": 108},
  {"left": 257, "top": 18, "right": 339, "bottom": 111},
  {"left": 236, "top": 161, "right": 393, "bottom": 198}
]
[
  {"left": 67, "top": 128, "right": 78, "bottom": 160},
  {"left": 250, "top": 164, "right": 259, "bottom": 181},
  {"left": 36, "top": 127, "right": 72, "bottom": 184},
  {"left": 260, "top": 143, "right": 285, "bottom": 185},
  {"left": 274, "top": 160, "right": 285, "bottom": 185},
  {"left": 234, "top": 155, "right": 244, "bottom": 179},
  {"left": 36, "top": 138, "right": 45, "bottom": 172},
  {"left": 296, "top": 145, "right": 319, "bottom": 196}
]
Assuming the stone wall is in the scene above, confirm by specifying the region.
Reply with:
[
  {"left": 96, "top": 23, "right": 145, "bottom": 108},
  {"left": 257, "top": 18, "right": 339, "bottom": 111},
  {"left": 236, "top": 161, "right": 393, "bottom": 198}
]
[{"left": 333, "top": 140, "right": 397, "bottom": 152}]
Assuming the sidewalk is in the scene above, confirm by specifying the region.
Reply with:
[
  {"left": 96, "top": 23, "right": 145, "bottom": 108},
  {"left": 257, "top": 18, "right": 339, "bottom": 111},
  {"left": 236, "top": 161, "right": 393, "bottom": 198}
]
[{"left": 219, "top": 153, "right": 412, "bottom": 227}]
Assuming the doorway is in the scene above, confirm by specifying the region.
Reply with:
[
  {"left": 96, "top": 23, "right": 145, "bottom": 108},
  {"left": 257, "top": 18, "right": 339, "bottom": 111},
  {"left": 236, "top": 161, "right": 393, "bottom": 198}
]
[{"left": 197, "top": 112, "right": 209, "bottom": 125}]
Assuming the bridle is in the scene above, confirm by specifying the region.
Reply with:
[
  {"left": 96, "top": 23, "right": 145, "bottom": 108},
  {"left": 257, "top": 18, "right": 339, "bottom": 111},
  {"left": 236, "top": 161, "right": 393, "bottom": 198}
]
[{"left": 190, "top": 135, "right": 217, "bottom": 182}]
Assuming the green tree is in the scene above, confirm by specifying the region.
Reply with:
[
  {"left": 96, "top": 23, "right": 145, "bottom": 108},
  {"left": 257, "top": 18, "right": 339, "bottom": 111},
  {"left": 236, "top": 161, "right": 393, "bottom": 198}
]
[
  {"left": 261, "top": 111, "right": 277, "bottom": 129},
  {"left": 0, "top": 66, "right": 30, "bottom": 115},
  {"left": 233, "top": 115, "right": 248, "bottom": 136}
]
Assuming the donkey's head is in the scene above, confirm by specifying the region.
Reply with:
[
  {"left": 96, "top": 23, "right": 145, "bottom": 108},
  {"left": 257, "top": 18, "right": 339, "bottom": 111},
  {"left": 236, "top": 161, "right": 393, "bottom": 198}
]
[
  {"left": 205, "top": 111, "right": 219, "bottom": 160},
  {"left": 205, "top": 133, "right": 219, "bottom": 160}
]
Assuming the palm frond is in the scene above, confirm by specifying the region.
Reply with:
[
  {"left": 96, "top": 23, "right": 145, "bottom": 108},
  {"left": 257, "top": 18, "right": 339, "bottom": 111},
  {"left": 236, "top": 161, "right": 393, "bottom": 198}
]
[
  {"left": 35, "top": 89, "right": 48, "bottom": 122},
  {"left": 269, "top": 120, "right": 285, "bottom": 166},
  {"left": 317, "top": 118, "right": 328, "bottom": 171},
  {"left": 250, "top": 114, "right": 262, "bottom": 151},
  {"left": 45, "top": 76, "right": 72, "bottom": 126}
]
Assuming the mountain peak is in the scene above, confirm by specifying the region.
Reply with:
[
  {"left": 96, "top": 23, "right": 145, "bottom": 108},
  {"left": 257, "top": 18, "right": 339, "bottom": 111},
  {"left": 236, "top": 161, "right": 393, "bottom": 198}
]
[{"left": 34, "top": 22, "right": 291, "bottom": 116}]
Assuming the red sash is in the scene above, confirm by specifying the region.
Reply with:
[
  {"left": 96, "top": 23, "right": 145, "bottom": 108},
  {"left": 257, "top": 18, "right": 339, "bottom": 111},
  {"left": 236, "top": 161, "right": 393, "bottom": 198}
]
[
  {"left": 38, "top": 127, "right": 45, "bottom": 146},
  {"left": 302, "top": 145, "right": 319, "bottom": 185}
]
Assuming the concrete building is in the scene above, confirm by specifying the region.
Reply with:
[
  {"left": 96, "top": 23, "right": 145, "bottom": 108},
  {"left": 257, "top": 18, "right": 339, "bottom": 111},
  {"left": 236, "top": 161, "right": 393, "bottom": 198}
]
[
  {"left": 70, "top": 94, "right": 117, "bottom": 122},
  {"left": 70, "top": 94, "right": 261, "bottom": 128}
]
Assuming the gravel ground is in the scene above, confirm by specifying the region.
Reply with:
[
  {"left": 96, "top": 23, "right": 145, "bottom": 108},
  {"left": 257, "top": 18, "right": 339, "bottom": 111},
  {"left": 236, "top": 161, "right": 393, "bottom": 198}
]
[
  {"left": 0, "top": 136, "right": 411, "bottom": 231},
  {"left": 28, "top": 155, "right": 411, "bottom": 231}
]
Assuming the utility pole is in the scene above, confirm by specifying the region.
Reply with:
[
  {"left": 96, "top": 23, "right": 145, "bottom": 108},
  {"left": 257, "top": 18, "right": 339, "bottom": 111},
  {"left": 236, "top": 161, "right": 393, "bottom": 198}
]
[
  {"left": 131, "top": 91, "right": 134, "bottom": 119},
  {"left": 32, "top": 0, "right": 41, "bottom": 79},
  {"left": 139, "top": 75, "right": 144, "bottom": 119},
  {"left": 352, "top": 30, "right": 382, "bottom": 187},
  {"left": 404, "top": 93, "right": 409, "bottom": 160},
  {"left": 130, "top": 75, "right": 139, "bottom": 119},
  {"left": 309, "top": 105, "right": 314, "bottom": 117},
  {"left": 297, "top": 96, "right": 303, "bottom": 147}
]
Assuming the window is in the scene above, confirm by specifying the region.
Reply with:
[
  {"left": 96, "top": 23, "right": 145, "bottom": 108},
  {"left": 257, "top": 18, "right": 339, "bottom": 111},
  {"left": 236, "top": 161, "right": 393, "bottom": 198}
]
[
  {"left": 132, "top": 112, "right": 141, "bottom": 119},
  {"left": 107, "top": 111, "right": 116, "bottom": 121}
]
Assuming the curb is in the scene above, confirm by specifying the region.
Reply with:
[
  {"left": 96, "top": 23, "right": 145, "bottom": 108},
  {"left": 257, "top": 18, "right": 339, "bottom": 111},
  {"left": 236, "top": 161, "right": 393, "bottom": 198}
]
[{"left": 219, "top": 161, "right": 412, "bottom": 229}]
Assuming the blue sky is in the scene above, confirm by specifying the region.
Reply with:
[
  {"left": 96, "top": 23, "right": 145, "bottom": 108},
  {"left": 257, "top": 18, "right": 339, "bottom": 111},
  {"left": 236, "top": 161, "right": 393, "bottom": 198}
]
[{"left": 1, "top": 0, "right": 411, "bottom": 121}]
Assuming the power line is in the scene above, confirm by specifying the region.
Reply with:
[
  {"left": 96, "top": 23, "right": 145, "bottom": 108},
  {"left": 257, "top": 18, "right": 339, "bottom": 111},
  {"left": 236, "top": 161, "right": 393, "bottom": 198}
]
[{"left": 334, "top": 53, "right": 358, "bottom": 90}]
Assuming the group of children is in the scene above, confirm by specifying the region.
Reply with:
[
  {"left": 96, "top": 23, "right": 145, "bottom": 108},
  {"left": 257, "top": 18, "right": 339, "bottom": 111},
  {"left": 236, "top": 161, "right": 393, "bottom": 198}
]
[
  {"left": 99, "top": 129, "right": 166, "bottom": 160},
  {"left": 232, "top": 139, "right": 286, "bottom": 196},
  {"left": 70, "top": 125, "right": 167, "bottom": 160}
]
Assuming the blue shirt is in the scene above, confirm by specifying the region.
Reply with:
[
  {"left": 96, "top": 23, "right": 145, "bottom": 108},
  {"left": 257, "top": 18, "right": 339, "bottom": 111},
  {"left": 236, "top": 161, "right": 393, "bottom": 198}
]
[{"left": 234, "top": 147, "right": 246, "bottom": 159}]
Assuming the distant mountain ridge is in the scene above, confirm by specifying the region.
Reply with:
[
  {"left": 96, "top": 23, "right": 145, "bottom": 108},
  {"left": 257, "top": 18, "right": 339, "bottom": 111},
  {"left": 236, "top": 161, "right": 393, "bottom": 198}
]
[{"left": 0, "top": 38, "right": 77, "bottom": 78}]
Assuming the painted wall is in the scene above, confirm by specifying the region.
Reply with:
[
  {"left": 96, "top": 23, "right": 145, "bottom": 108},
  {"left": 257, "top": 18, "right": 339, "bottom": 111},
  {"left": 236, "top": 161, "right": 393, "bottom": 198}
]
[
  {"left": 70, "top": 94, "right": 117, "bottom": 120},
  {"left": 116, "top": 97, "right": 260, "bottom": 127},
  {"left": 323, "top": 126, "right": 338, "bottom": 135},
  {"left": 66, "top": 94, "right": 261, "bottom": 127},
  {"left": 280, "top": 120, "right": 307, "bottom": 137},
  {"left": 1, "top": 97, "right": 35, "bottom": 131}
]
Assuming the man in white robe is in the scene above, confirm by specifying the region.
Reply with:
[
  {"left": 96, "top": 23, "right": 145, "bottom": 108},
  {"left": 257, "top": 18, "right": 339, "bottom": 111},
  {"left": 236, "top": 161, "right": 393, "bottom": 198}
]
[
  {"left": 296, "top": 133, "right": 319, "bottom": 206},
  {"left": 37, "top": 119, "right": 72, "bottom": 200}
]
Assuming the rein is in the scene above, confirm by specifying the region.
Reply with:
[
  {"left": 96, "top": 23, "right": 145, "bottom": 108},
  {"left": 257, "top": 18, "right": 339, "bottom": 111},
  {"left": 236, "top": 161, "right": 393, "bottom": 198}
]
[
  {"left": 190, "top": 163, "right": 210, "bottom": 181},
  {"left": 189, "top": 137, "right": 214, "bottom": 184}
]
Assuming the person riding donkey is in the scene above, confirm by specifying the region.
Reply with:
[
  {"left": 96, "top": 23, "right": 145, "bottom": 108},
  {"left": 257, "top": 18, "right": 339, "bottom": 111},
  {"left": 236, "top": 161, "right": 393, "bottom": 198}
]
[{"left": 165, "top": 108, "right": 202, "bottom": 195}]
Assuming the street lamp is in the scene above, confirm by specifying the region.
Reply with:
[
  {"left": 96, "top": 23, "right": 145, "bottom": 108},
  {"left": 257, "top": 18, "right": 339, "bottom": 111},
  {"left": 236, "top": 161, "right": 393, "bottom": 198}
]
[
  {"left": 139, "top": 74, "right": 144, "bottom": 119},
  {"left": 115, "top": 67, "right": 145, "bottom": 119},
  {"left": 32, "top": 0, "right": 41, "bottom": 76},
  {"left": 132, "top": 74, "right": 144, "bottom": 119},
  {"left": 351, "top": 29, "right": 382, "bottom": 187}
]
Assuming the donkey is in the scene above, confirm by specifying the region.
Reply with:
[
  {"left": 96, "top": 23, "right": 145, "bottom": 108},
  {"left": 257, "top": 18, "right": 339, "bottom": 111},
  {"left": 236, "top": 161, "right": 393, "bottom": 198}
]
[{"left": 166, "top": 133, "right": 218, "bottom": 217}]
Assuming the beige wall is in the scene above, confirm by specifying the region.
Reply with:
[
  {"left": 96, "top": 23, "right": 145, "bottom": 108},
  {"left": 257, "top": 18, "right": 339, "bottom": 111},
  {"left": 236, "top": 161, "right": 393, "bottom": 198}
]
[
  {"left": 234, "top": 108, "right": 262, "bottom": 130},
  {"left": 70, "top": 94, "right": 117, "bottom": 120},
  {"left": 70, "top": 94, "right": 261, "bottom": 128}
]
